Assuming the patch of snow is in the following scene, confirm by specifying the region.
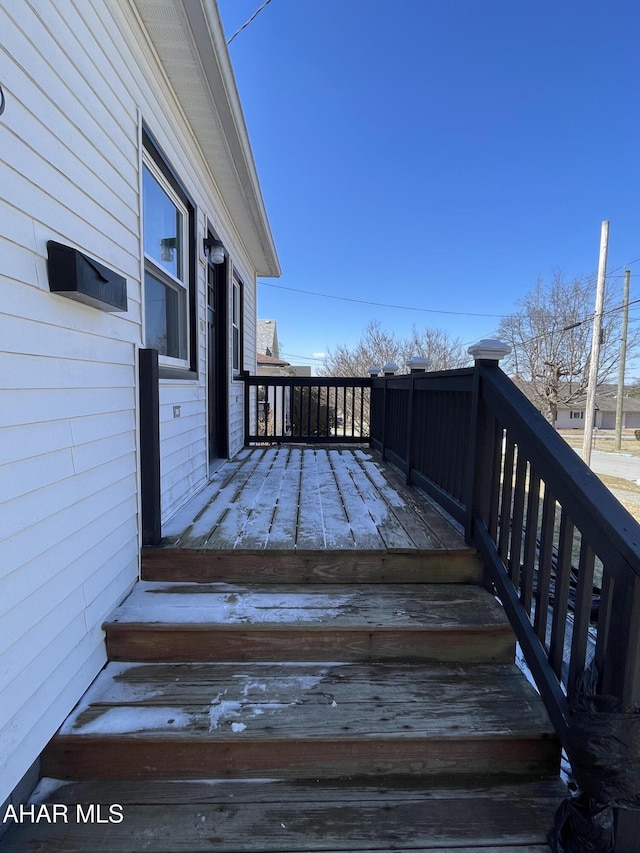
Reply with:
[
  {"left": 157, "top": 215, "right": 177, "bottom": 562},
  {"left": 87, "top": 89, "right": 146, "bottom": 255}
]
[
  {"left": 231, "top": 722, "right": 247, "bottom": 733},
  {"left": 115, "top": 584, "right": 355, "bottom": 625},
  {"left": 209, "top": 692, "right": 242, "bottom": 731},
  {"left": 63, "top": 707, "right": 193, "bottom": 735}
]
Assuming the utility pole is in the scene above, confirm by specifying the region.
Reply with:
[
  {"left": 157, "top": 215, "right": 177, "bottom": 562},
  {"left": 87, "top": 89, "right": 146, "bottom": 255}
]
[
  {"left": 582, "top": 220, "right": 609, "bottom": 466},
  {"left": 615, "top": 269, "right": 631, "bottom": 451}
]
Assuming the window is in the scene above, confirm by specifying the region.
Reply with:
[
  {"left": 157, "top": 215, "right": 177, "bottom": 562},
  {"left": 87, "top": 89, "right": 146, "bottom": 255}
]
[
  {"left": 232, "top": 273, "right": 242, "bottom": 374},
  {"left": 570, "top": 411, "right": 584, "bottom": 420},
  {"left": 142, "top": 129, "right": 196, "bottom": 376}
]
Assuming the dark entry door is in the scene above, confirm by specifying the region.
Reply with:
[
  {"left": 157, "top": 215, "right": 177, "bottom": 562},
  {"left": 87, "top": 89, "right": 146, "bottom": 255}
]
[{"left": 207, "top": 247, "right": 228, "bottom": 465}]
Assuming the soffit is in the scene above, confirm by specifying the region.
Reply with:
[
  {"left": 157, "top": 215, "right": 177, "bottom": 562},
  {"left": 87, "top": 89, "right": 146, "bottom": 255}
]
[{"left": 130, "top": 0, "right": 280, "bottom": 277}]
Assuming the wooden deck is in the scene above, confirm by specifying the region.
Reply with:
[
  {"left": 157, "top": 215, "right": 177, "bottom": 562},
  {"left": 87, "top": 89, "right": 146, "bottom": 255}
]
[
  {"left": 160, "top": 447, "right": 464, "bottom": 552},
  {"left": 2, "top": 447, "right": 566, "bottom": 852}
]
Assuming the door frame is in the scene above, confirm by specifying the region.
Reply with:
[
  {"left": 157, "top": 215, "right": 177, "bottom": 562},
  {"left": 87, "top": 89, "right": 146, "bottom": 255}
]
[{"left": 206, "top": 229, "right": 229, "bottom": 466}]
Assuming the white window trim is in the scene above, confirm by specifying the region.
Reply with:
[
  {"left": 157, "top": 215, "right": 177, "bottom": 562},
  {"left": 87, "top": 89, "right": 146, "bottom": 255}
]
[
  {"left": 142, "top": 154, "right": 191, "bottom": 371},
  {"left": 232, "top": 273, "right": 242, "bottom": 375}
]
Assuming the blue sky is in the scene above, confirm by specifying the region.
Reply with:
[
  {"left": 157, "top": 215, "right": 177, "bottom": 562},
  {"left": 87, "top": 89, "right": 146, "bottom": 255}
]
[{"left": 217, "top": 0, "right": 640, "bottom": 372}]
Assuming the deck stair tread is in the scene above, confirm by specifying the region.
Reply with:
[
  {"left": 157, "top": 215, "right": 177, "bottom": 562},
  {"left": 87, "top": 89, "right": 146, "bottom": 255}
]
[
  {"left": 0, "top": 777, "right": 566, "bottom": 852},
  {"left": 13, "top": 453, "right": 566, "bottom": 852},
  {"left": 103, "top": 582, "right": 515, "bottom": 663},
  {"left": 42, "top": 660, "right": 559, "bottom": 781},
  {"left": 106, "top": 582, "right": 511, "bottom": 629}
]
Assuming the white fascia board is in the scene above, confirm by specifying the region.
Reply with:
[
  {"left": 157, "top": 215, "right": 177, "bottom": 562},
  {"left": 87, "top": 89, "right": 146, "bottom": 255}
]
[{"left": 131, "top": 0, "right": 281, "bottom": 278}]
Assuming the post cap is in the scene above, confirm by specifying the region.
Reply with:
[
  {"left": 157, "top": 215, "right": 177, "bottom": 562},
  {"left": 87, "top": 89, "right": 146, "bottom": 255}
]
[
  {"left": 382, "top": 362, "right": 399, "bottom": 375},
  {"left": 467, "top": 339, "right": 511, "bottom": 362},
  {"left": 367, "top": 366, "right": 381, "bottom": 377},
  {"left": 406, "top": 356, "right": 431, "bottom": 373}
]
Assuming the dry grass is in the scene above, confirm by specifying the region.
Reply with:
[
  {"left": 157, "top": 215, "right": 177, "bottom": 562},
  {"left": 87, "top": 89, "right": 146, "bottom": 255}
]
[
  {"left": 555, "top": 433, "right": 640, "bottom": 526},
  {"left": 560, "top": 432, "right": 640, "bottom": 457}
]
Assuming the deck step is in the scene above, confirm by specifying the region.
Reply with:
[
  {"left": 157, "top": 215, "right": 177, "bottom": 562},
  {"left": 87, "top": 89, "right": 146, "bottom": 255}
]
[
  {"left": 0, "top": 777, "right": 566, "bottom": 852},
  {"left": 42, "top": 660, "right": 560, "bottom": 782},
  {"left": 141, "top": 548, "right": 484, "bottom": 584},
  {"left": 103, "top": 582, "right": 514, "bottom": 663}
]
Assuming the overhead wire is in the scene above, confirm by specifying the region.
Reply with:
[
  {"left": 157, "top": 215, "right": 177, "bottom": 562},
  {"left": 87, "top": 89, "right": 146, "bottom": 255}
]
[
  {"left": 227, "top": 0, "right": 273, "bottom": 45},
  {"left": 259, "top": 257, "right": 640, "bottom": 322}
]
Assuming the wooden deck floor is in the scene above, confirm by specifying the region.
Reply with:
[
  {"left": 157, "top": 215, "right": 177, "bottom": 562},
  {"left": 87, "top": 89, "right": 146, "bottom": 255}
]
[{"left": 161, "top": 447, "right": 465, "bottom": 552}]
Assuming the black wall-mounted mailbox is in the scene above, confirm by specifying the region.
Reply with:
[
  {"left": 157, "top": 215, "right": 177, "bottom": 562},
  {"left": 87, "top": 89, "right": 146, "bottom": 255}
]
[{"left": 47, "top": 241, "right": 127, "bottom": 312}]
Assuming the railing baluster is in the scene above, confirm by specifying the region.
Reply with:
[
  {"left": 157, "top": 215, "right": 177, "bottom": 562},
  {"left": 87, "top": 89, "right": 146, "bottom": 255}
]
[
  {"left": 521, "top": 468, "right": 541, "bottom": 618},
  {"left": 509, "top": 452, "right": 528, "bottom": 590},
  {"left": 549, "top": 509, "right": 574, "bottom": 680},
  {"left": 534, "top": 486, "right": 556, "bottom": 644},
  {"left": 498, "top": 435, "right": 516, "bottom": 562},
  {"left": 567, "top": 538, "right": 596, "bottom": 701}
]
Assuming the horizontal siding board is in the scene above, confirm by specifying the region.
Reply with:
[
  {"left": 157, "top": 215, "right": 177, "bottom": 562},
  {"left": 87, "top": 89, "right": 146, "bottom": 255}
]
[
  {"left": 2, "top": 156, "right": 139, "bottom": 267},
  {"left": 0, "top": 420, "right": 74, "bottom": 466},
  {"left": 70, "top": 409, "right": 136, "bottom": 446},
  {"left": 0, "top": 388, "right": 135, "bottom": 429},
  {"left": 0, "top": 461, "right": 137, "bottom": 566},
  {"left": 1, "top": 352, "right": 135, "bottom": 390},
  {"left": 71, "top": 431, "right": 137, "bottom": 475},
  {"left": 2, "top": 282, "right": 139, "bottom": 354},
  {"left": 3, "top": 91, "right": 138, "bottom": 228},
  {"left": 0, "top": 3, "right": 138, "bottom": 178},
  {"left": 0, "top": 604, "right": 88, "bottom": 705},
  {"left": 0, "top": 629, "right": 107, "bottom": 799},
  {"left": 0, "top": 449, "right": 76, "bottom": 503}
]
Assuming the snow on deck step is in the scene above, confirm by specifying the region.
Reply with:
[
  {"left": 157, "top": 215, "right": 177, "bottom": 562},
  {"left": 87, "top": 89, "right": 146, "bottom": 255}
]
[
  {"left": 103, "top": 582, "right": 515, "bottom": 663},
  {"left": 0, "top": 777, "right": 566, "bottom": 852},
  {"left": 42, "top": 661, "right": 560, "bottom": 782}
]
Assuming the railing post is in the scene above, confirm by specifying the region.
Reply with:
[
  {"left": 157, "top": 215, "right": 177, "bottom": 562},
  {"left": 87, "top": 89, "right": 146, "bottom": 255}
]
[
  {"left": 405, "top": 357, "right": 431, "bottom": 485},
  {"left": 139, "top": 348, "right": 161, "bottom": 547},
  {"left": 380, "top": 364, "right": 398, "bottom": 461},
  {"left": 464, "top": 341, "right": 511, "bottom": 546},
  {"left": 243, "top": 372, "right": 250, "bottom": 446}
]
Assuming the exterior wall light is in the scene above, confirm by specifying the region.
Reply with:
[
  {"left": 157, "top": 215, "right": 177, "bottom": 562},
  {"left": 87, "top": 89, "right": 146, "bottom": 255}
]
[
  {"left": 160, "top": 237, "right": 177, "bottom": 262},
  {"left": 203, "top": 237, "right": 225, "bottom": 265}
]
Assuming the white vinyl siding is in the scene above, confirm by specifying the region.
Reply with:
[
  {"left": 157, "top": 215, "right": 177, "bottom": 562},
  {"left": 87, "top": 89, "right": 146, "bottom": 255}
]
[{"left": 0, "top": 0, "right": 264, "bottom": 805}]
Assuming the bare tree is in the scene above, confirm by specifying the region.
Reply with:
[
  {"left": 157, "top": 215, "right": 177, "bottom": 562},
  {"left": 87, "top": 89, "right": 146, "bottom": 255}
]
[
  {"left": 406, "top": 326, "right": 469, "bottom": 371},
  {"left": 498, "top": 271, "right": 638, "bottom": 423},
  {"left": 321, "top": 320, "right": 469, "bottom": 377}
]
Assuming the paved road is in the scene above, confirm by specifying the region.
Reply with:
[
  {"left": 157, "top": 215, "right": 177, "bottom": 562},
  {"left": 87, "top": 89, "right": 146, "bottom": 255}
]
[
  {"left": 587, "top": 449, "right": 640, "bottom": 483},
  {"left": 580, "top": 448, "right": 640, "bottom": 506}
]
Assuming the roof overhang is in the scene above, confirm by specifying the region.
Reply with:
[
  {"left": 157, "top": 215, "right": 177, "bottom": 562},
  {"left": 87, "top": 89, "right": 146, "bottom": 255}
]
[{"left": 130, "top": 0, "right": 281, "bottom": 277}]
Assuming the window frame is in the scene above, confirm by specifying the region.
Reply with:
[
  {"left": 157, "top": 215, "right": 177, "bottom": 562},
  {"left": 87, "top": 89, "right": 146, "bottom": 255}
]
[
  {"left": 142, "top": 126, "right": 198, "bottom": 380},
  {"left": 232, "top": 272, "right": 243, "bottom": 377}
]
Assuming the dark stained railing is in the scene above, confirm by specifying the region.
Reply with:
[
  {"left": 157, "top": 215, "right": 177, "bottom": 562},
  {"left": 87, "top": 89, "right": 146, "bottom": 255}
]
[
  {"left": 244, "top": 375, "right": 372, "bottom": 444},
  {"left": 244, "top": 363, "right": 640, "bottom": 847},
  {"left": 370, "top": 370, "right": 474, "bottom": 523},
  {"left": 370, "top": 358, "right": 640, "bottom": 850}
]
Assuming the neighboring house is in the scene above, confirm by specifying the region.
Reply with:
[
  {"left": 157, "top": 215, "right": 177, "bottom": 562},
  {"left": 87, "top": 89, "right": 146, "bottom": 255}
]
[
  {"left": 256, "top": 328, "right": 294, "bottom": 436},
  {"left": 555, "top": 390, "right": 640, "bottom": 430},
  {"left": 257, "top": 318, "right": 280, "bottom": 359},
  {"left": 0, "top": 0, "right": 279, "bottom": 809},
  {"left": 514, "top": 380, "right": 640, "bottom": 430}
]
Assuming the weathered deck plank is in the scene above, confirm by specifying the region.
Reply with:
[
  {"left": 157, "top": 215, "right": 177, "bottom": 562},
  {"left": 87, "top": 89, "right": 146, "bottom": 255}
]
[
  {"left": 44, "top": 659, "right": 559, "bottom": 781},
  {"left": 0, "top": 778, "right": 564, "bottom": 852},
  {"left": 156, "top": 448, "right": 472, "bottom": 554},
  {"left": 104, "top": 582, "right": 514, "bottom": 662}
]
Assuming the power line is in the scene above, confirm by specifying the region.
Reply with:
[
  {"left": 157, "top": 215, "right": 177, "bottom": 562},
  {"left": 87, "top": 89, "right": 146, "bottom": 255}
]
[
  {"left": 259, "top": 257, "right": 640, "bottom": 321},
  {"left": 227, "top": 0, "right": 273, "bottom": 45},
  {"left": 258, "top": 281, "right": 506, "bottom": 319}
]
